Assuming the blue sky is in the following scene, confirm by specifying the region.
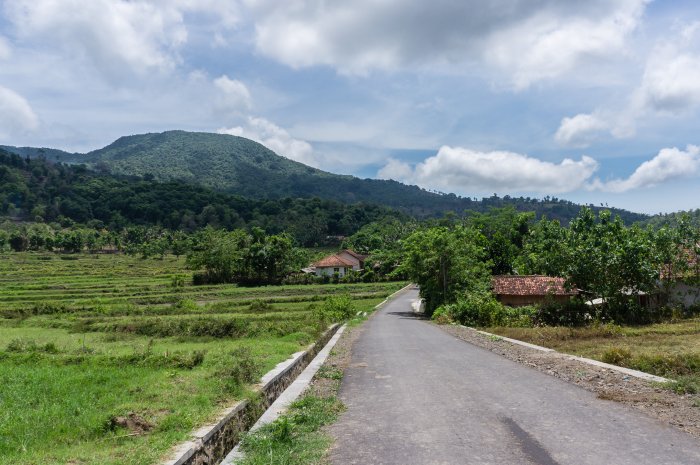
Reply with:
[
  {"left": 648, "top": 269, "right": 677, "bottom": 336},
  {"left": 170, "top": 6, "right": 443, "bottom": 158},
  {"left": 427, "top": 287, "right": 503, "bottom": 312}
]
[{"left": 1, "top": 1, "right": 700, "bottom": 214}]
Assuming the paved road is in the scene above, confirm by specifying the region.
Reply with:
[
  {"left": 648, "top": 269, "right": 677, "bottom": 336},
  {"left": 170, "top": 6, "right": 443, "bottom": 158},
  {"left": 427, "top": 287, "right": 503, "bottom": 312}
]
[{"left": 329, "top": 288, "right": 700, "bottom": 465}]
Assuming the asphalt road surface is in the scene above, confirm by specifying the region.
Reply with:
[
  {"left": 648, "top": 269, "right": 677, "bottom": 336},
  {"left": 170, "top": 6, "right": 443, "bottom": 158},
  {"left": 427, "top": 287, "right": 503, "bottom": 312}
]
[{"left": 328, "top": 288, "right": 700, "bottom": 465}]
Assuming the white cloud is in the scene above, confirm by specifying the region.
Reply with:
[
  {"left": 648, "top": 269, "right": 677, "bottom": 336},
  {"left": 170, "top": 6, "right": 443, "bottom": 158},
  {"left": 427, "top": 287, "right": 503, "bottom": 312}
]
[
  {"left": 0, "top": 85, "right": 39, "bottom": 138},
  {"left": 592, "top": 145, "right": 700, "bottom": 193},
  {"left": 0, "top": 36, "right": 11, "bottom": 60},
  {"left": 218, "top": 117, "right": 316, "bottom": 166},
  {"left": 244, "top": 0, "right": 646, "bottom": 87},
  {"left": 555, "top": 113, "right": 609, "bottom": 148},
  {"left": 486, "top": 0, "right": 646, "bottom": 89},
  {"left": 4, "top": 0, "right": 185, "bottom": 79},
  {"left": 214, "top": 75, "right": 252, "bottom": 111},
  {"left": 637, "top": 40, "right": 700, "bottom": 114},
  {"left": 377, "top": 158, "right": 414, "bottom": 182},
  {"left": 378, "top": 146, "right": 599, "bottom": 194},
  {"left": 2, "top": 1, "right": 239, "bottom": 82},
  {"left": 566, "top": 21, "right": 700, "bottom": 143}
]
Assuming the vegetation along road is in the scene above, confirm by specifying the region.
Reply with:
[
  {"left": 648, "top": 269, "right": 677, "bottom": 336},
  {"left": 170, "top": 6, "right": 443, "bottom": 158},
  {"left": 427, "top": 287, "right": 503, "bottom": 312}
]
[{"left": 329, "top": 288, "right": 700, "bottom": 465}]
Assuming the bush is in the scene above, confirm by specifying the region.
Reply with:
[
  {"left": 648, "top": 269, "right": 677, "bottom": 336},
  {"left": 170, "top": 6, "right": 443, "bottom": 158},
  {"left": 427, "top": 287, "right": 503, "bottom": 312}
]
[
  {"left": 215, "top": 347, "right": 260, "bottom": 392},
  {"left": 312, "top": 294, "right": 355, "bottom": 326},
  {"left": 601, "top": 347, "right": 632, "bottom": 365},
  {"left": 434, "top": 293, "right": 537, "bottom": 328},
  {"left": 449, "top": 292, "right": 506, "bottom": 327},
  {"left": 431, "top": 306, "right": 454, "bottom": 325},
  {"left": 535, "top": 298, "right": 590, "bottom": 327}
]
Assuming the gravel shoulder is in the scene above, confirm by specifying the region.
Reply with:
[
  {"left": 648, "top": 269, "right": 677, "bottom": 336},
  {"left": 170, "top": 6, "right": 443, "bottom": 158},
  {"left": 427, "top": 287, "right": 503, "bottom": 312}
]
[{"left": 438, "top": 323, "right": 700, "bottom": 439}]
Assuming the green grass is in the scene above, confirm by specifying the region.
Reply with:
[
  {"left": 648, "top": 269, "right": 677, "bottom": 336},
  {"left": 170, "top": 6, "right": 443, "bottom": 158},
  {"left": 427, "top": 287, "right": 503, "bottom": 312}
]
[
  {"left": 487, "top": 319, "right": 700, "bottom": 392},
  {"left": 237, "top": 396, "right": 344, "bottom": 465},
  {"left": 0, "top": 252, "right": 404, "bottom": 465}
]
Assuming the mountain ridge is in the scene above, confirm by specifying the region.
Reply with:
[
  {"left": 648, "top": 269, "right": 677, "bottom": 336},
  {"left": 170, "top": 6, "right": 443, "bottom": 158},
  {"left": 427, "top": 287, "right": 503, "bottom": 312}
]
[{"left": 3, "top": 130, "right": 649, "bottom": 223}]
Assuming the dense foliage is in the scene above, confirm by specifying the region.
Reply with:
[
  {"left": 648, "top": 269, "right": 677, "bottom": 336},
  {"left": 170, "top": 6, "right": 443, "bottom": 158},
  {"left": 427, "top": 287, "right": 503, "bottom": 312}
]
[
  {"left": 379, "top": 207, "right": 700, "bottom": 325},
  {"left": 0, "top": 148, "right": 403, "bottom": 246},
  {"left": 186, "top": 228, "right": 306, "bottom": 285}
]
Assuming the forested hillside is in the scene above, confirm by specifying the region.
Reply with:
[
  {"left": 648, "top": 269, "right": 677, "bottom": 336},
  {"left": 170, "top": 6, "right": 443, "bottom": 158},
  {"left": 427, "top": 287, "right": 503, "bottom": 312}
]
[
  {"left": 4, "top": 130, "right": 648, "bottom": 223},
  {"left": 0, "top": 149, "right": 404, "bottom": 246}
]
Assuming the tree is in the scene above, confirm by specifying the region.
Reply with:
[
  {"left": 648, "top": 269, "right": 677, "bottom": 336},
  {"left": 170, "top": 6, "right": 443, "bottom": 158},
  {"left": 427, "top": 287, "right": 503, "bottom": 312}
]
[
  {"left": 399, "top": 225, "right": 490, "bottom": 315},
  {"left": 187, "top": 228, "right": 305, "bottom": 285},
  {"left": 518, "top": 217, "right": 569, "bottom": 276},
  {"left": 565, "top": 208, "right": 659, "bottom": 322}
]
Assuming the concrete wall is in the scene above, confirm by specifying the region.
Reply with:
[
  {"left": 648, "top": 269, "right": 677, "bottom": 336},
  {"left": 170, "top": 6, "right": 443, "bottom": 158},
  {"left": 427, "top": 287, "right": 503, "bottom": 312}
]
[
  {"left": 665, "top": 282, "right": 700, "bottom": 308},
  {"left": 163, "top": 324, "right": 340, "bottom": 465},
  {"left": 315, "top": 266, "right": 351, "bottom": 277}
]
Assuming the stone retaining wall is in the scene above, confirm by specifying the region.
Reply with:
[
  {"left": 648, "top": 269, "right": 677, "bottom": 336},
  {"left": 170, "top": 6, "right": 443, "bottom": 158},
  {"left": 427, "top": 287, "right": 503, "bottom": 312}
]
[{"left": 164, "top": 323, "right": 341, "bottom": 465}]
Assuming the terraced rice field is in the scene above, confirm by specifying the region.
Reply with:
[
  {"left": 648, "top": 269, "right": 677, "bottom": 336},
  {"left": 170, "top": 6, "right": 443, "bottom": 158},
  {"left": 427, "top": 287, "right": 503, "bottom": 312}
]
[{"left": 0, "top": 252, "right": 405, "bottom": 465}]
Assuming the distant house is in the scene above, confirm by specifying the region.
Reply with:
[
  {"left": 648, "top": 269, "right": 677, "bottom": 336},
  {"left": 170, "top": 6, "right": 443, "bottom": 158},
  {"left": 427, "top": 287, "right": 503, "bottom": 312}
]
[
  {"left": 310, "top": 249, "right": 367, "bottom": 278},
  {"left": 492, "top": 275, "right": 578, "bottom": 307},
  {"left": 660, "top": 248, "right": 700, "bottom": 308}
]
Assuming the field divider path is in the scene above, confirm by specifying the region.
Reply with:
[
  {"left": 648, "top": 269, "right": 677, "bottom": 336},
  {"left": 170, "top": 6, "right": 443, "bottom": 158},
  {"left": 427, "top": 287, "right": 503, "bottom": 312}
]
[{"left": 463, "top": 326, "right": 670, "bottom": 383}]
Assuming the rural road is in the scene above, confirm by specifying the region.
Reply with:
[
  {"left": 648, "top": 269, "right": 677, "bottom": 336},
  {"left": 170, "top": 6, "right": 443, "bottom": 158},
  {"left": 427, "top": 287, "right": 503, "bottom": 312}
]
[{"left": 329, "top": 288, "right": 700, "bottom": 465}]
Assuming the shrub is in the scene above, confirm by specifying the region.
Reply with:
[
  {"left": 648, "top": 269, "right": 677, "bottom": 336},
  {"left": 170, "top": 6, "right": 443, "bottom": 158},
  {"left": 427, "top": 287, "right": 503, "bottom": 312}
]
[
  {"left": 450, "top": 292, "right": 505, "bottom": 327},
  {"left": 535, "top": 298, "right": 590, "bottom": 327},
  {"left": 601, "top": 347, "right": 632, "bottom": 365},
  {"left": 312, "top": 294, "right": 355, "bottom": 327},
  {"left": 431, "top": 306, "right": 454, "bottom": 325},
  {"left": 215, "top": 347, "right": 260, "bottom": 392}
]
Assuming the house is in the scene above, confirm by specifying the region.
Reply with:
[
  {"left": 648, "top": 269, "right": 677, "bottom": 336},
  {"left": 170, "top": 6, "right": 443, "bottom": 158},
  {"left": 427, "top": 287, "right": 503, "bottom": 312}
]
[
  {"left": 337, "top": 249, "right": 367, "bottom": 268},
  {"left": 310, "top": 249, "right": 367, "bottom": 277},
  {"left": 491, "top": 275, "right": 578, "bottom": 307},
  {"left": 585, "top": 289, "right": 659, "bottom": 309},
  {"left": 660, "top": 248, "right": 700, "bottom": 308}
]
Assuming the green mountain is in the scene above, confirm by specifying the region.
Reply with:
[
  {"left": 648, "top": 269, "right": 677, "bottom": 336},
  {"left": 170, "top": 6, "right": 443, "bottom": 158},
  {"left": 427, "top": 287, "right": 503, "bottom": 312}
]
[
  {"left": 0, "top": 148, "right": 403, "bottom": 246},
  {"left": 0, "top": 145, "right": 79, "bottom": 163},
  {"left": 4, "top": 130, "right": 648, "bottom": 223}
]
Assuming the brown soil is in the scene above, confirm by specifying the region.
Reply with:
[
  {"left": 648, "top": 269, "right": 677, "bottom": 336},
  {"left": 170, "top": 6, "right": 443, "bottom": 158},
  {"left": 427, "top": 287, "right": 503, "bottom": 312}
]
[
  {"left": 438, "top": 324, "right": 700, "bottom": 439},
  {"left": 109, "top": 413, "right": 153, "bottom": 435}
]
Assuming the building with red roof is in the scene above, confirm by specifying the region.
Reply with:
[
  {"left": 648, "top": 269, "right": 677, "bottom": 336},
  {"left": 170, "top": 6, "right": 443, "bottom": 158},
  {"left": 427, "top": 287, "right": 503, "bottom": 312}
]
[
  {"left": 491, "top": 275, "right": 578, "bottom": 307},
  {"left": 311, "top": 249, "right": 367, "bottom": 277}
]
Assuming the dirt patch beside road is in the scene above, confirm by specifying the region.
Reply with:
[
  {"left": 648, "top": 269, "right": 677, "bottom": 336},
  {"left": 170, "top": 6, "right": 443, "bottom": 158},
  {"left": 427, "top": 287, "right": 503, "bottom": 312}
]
[{"left": 439, "top": 324, "right": 700, "bottom": 439}]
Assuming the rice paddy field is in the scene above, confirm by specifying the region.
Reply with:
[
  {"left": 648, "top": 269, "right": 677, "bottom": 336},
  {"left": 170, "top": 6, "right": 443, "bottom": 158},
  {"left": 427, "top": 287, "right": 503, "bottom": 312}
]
[{"left": 0, "top": 252, "right": 405, "bottom": 465}]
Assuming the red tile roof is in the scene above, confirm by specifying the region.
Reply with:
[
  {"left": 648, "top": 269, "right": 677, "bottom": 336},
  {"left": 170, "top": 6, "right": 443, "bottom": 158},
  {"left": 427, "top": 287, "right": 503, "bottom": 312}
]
[
  {"left": 341, "top": 249, "right": 368, "bottom": 260},
  {"left": 491, "top": 275, "right": 576, "bottom": 296},
  {"left": 313, "top": 254, "right": 356, "bottom": 268}
]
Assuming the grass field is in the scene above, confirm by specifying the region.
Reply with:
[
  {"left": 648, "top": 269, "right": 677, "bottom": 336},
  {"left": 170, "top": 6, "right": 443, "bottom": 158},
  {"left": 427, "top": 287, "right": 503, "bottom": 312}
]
[
  {"left": 0, "top": 252, "right": 405, "bottom": 465},
  {"left": 488, "top": 319, "right": 700, "bottom": 392}
]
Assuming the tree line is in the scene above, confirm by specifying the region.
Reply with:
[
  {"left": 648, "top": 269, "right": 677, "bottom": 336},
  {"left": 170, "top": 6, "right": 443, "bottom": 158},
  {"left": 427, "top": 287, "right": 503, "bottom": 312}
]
[{"left": 344, "top": 207, "right": 700, "bottom": 326}]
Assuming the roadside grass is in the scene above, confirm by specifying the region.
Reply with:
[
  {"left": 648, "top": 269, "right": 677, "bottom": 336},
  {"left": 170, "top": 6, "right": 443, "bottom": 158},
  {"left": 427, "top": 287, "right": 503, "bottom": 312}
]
[
  {"left": 0, "top": 252, "right": 405, "bottom": 465},
  {"left": 237, "top": 396, "right": 345, "bottom": 465},
  {"left": 487, "top": 318, "right": 700, "bottom": 393}
]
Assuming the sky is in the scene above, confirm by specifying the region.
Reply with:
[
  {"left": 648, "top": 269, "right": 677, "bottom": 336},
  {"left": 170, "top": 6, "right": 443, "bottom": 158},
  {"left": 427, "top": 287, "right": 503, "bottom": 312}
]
[{"left": 1, "top": 1, "right": 700, "bottom": 214}]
